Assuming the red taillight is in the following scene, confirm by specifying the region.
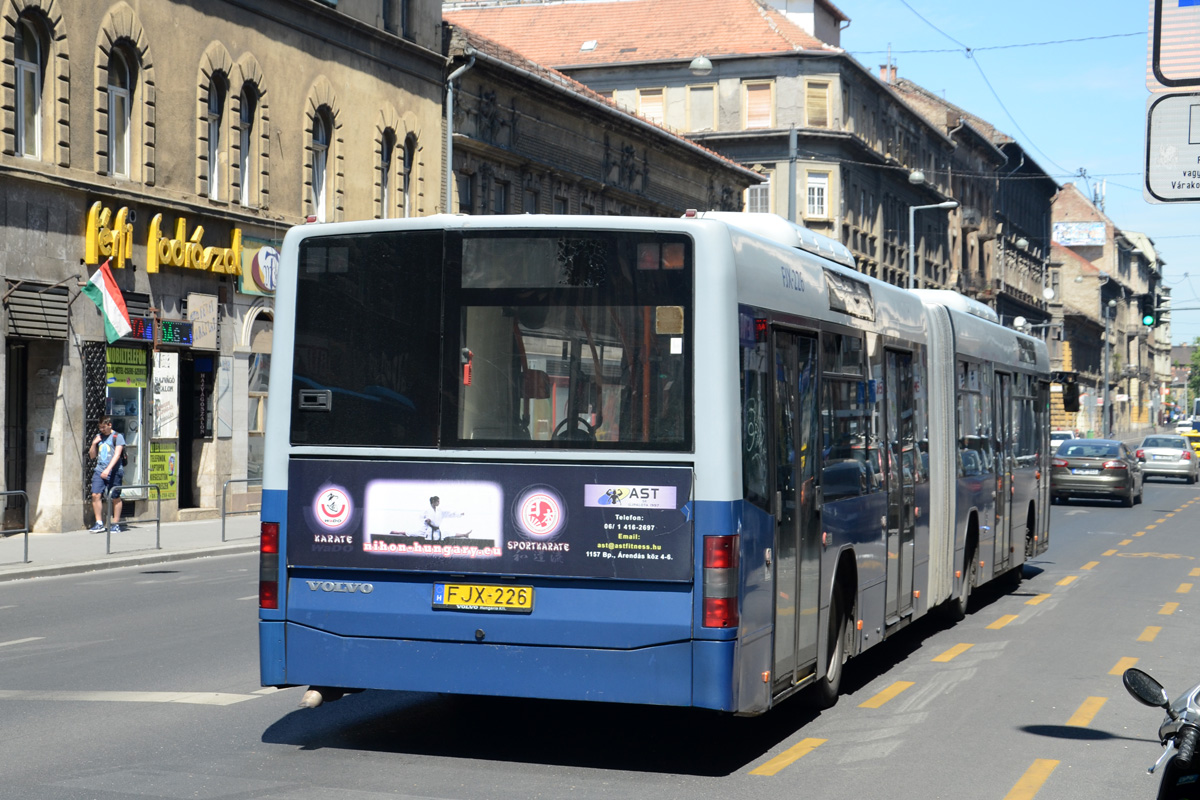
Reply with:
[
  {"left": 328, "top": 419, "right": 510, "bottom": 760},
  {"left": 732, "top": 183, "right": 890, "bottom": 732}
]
[
  {"left": 702, "top": 535, "right": 739, "bottom": 628},
  {"left": 1103, "top": 460, "right": 1128, "bottom": 470},
  {"left": 1136, "top": 449, "right": 1145, "bottom": 460},
  {"left": 260, "top": 521, "right": 280, "bottom": 610},
  {"left": 1052, "top": 458, "right": 1068, "bottom": 468},
  {"left": 1184, "top": 450, "right": 1193, "bottom": 461}
]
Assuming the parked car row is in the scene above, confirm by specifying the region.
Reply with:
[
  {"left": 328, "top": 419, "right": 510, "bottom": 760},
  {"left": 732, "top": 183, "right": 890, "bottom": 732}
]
[{"left": 1050, "top": 433, "right": 1199, "bottom": 506}]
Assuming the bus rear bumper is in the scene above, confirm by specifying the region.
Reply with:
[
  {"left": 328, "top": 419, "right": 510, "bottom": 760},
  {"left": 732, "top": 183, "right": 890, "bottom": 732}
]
[{"left": 261, "top": 621, "right": 736, "bottom": 711}]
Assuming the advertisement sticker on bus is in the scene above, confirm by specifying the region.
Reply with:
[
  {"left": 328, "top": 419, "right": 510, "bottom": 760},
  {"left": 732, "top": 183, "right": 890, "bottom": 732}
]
[{"left": 287, "top": 460, "right": 693, "bottom": 581}]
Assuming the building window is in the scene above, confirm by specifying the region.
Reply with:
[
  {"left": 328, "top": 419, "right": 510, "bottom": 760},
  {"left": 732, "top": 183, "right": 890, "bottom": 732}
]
[
  {"left": 743, "top": 81, "right": 773, "bottom": 130},
  {"left": 524, "top": 189, "right": 539, "bottom": 214},
  {"left": 206, "top": 73, "right": 227, "bottom": 201},
  {"left": 311, "top": 109, "right": 331, "bottom": 222},
  {"left": 688, "top": 85, "right": 715, "bottom": 132},
  {"left": 238, "top": 84, "right": 257, "bottom": 207},
  {"left": 403, "top": 134, "right": 416, "bottom": 217},
  {"left": 494, "top": 181, "right": 509, "bottom": 214},
  {"left": 553, "top": 196, "right": 568, "bottom": 214},
  {"left": 15, "top": 16, "right": 43, "bottom": 159},
  {"left": 805, "top": 81, "right": 830, "bottom": 129},
  {"left": 747, "top": 173, "right": 771, "bottom": 213},
  {"left": 380, "top": 129, "right": 396, "bottom": 219},
  {"left": 638, "top": 88, "right": 664, "bottom": 125},
  {"left": 457, "top": 173, "right": 473, "bottom": 213},
  {"left": 107, "top": 49, "right": 133, "bottom": 178},
  {"left": 806, "top": 172, "right": 829, "bottom": 219}
]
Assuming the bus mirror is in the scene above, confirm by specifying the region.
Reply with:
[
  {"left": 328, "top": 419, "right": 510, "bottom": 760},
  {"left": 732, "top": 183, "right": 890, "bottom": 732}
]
[{"left": 523, "top": 369, "right": 552, "bottom": 399}]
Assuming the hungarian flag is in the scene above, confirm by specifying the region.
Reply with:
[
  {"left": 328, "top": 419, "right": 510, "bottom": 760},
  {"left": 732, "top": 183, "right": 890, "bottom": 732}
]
[{"left": 82, "top": 260, "right": 132, "bottom": 343}]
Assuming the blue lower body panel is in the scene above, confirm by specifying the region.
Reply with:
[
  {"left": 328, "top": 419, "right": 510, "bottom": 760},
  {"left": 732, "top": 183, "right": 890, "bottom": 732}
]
[{"left": 272, "top": 622, "right": 736, "bottom": 710}]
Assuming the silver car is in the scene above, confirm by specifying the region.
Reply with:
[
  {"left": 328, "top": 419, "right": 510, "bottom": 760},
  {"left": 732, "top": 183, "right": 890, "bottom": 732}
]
[{"left": 1137, "top": 435, "right": 1200, "bottom": 484}]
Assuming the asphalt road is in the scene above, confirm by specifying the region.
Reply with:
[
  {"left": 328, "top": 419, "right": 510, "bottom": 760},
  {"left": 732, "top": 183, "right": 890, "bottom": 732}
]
[{"left": 1, "top": 479, "right": 1198, "bottom": 799}]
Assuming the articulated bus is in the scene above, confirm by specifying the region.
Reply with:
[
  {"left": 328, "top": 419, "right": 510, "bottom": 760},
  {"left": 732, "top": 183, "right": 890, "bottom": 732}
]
[{"left": 258, "top": 213, "right": 1050, "bottom": 715}]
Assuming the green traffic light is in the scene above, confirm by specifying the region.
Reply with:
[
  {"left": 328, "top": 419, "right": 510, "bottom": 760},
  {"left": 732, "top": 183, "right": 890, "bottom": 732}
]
[{"left": 1142, "top": 313, "right": 1156, "bottom": 326}]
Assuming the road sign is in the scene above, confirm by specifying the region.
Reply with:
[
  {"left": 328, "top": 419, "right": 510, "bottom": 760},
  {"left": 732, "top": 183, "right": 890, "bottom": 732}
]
[
  {"left": 1145, "top": 91, "right": 1200, "bottom": 202},
  {"left": 1150, "top": 0, "right": 1200, "bottom": 90}
]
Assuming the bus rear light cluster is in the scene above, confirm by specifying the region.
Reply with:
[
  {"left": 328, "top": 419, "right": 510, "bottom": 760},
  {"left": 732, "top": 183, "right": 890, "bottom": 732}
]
[
  {"left": 260, "top": 521, "right": 280, "bottom": 610},
  {"left": 702, "top": 534, "right": 739, "bottom": 628}
]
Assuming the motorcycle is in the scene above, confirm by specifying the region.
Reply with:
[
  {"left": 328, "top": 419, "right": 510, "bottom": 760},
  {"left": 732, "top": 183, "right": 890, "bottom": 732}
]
[{"left": 1124, "top": 668, "right": 1200, "bottom": 799}]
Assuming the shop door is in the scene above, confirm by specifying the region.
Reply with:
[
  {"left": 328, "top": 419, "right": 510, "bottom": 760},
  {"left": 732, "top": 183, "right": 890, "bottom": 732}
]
[
  {"left": 771, "top": 330, "right": 821, "bottom": 689},
  {"left": 4, "top": 343, "right": 27, "bottom": 528},
  {"left": 177, "top": 353, "right": 196, "bottom": 509},
  {"left": 885, "top": 350, "right": 917, "bottom": 621},
  {"left": 994, "top": 373, "right": 1014, "bottom": 572}
]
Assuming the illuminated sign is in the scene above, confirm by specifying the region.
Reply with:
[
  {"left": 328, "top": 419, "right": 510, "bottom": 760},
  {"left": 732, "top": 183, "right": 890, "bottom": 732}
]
[
  {"left": 147, "top": 214, "right": 242, "bottom": 275},
  {"left": 84, "top": 202, "right": 134, "bottom": 269},
  {"left": 124, "top": 316, "right": 194, "bottom": 347}
]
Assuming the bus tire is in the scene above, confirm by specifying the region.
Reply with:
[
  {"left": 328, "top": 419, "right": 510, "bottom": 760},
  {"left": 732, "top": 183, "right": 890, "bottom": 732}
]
[
  {"left": 948, "top": 548, "right": 976, "bottom": 622},
  {"left": 810, "top": 589, "right": 847, "bottom": 709}
]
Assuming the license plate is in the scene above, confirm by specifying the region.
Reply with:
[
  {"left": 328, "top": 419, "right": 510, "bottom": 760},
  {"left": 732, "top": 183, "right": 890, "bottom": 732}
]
[
  {"left": 433, "top": 583, "right": 533, "bottom": 613},
  {"left": 1153, "top": 454, "right": 1173, "bottom": 461},
  {"left": 1072, "top": 468, "right": 1100, "bottom": 475}
]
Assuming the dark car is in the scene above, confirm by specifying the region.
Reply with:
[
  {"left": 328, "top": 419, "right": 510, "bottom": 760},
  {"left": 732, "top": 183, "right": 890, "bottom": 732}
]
[{"left": 1051, "top": 439, "right": 1144, "bottom": 507}]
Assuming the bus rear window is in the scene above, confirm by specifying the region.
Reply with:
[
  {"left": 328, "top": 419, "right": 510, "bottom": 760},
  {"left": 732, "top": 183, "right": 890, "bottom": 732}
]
[
  {"left": 291, "top": 231, "right": 443, "bottom": 447},
  {"left": 448, "top": 231, "right": 693, "bottom": 450}
]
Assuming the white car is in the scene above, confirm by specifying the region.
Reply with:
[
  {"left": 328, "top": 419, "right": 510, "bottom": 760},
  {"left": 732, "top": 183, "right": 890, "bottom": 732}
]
[
  {"left": 1176, "top": 419, "right": 1195, "bottom": 434},
  {"left": 1050, "top": 430, "right": 1074, "bottom": 451}
]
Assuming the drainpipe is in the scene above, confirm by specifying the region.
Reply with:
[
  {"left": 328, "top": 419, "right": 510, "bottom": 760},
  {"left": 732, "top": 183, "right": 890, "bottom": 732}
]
[{"left": 445, "top": 49, "right": 476, "bottom": 213}]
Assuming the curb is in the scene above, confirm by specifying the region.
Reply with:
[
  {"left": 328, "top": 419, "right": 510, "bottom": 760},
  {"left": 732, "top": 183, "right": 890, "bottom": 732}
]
[{"left": 0, "top": 541, "right": 259, "bottom": 583}]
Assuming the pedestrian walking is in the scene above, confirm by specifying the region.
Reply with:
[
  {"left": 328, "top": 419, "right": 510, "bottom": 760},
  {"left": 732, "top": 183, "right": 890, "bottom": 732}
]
[{"left": 88, "top": 416, "right": 126, "bottom": 532}]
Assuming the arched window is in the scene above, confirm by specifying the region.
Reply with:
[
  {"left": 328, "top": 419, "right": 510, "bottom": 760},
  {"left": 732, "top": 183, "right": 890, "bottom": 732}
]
[
  {"left": 207, "top": 72, "right": 227, "bottom": 200},
  {"left": 107, "top": 49, "right": 133, "bottom": 177},
  {"left": 312, "top": 110, "right": 331, "bottom": 222},
  {"left": 380, "top": 129, "right": 396, "bottom": 219},
  {"left": 239, "top": 83, "right": 257, "bottom": 206},
  {"left": 15, "top": 16, "right": 44, "bottom": 159},
  {"left": 403, "top": 134, "right": 416, "bottom": 218}
]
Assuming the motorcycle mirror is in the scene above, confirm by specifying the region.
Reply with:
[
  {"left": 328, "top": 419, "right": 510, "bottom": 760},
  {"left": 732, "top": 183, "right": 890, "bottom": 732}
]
[{"left": 1124, "top": 668, "right": 1170, "bottom": 709}]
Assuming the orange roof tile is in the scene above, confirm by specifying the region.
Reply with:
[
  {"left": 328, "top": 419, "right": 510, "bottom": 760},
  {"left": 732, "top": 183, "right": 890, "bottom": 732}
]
[{"left": 444, "top": 0, "right": 839, "bottom": 69}]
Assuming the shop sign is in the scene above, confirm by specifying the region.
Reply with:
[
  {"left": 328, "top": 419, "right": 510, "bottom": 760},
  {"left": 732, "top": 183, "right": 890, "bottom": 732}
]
[
  {"left": 147, "top": 214, "right": 242, "bottom": 275},
  {"left": 152, "top": 352, "right": 179, "bottom": 439},
  {"left": 187, "top": 293, "right": 219, "bottom": 350},
  {"left": 149, "top": 441, "right": 178, "bottom": 501},
  {"left": 106, "top": 347, "right": 147, "bottom": 388},
  {"left": 84, "top": 202, "right": 134, "bottom": 269},
  {"left": 240, "top": 239, "right": 280, "bottom": 296}
]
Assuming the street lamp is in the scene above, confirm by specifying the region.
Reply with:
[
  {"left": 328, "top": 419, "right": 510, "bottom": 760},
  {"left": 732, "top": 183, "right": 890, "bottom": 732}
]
[
  {"left": 688, "top": 56, "right": 713, "bottom": 76},
  {"left": 1103, "top": 297, "right": 1117, "bottom": 438},
  {"left": 907, "top": 200, "right": 959, "bottom": 290}
]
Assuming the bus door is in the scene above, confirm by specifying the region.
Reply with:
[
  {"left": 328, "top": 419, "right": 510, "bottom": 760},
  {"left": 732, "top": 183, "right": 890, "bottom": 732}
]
[
  {"left": 993, "top": 373, "right": 1014, "bottom": 572},
  {"left": 772, "top": 330, "right": 821, "bottom": 688},
  {"left": 884, "top": 350, "right": 917, "bottom": 621}
]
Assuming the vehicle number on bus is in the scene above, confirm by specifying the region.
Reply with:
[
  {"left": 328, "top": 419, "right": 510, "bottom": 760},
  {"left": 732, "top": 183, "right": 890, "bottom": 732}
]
[{"left": 433, "top": 583, "right": 534, "bottom": 613}]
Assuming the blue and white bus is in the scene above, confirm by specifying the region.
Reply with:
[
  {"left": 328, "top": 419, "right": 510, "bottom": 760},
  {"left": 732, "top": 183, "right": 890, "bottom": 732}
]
[{"left": 258, "top": 213, "right": 1049, "bottom": 715}]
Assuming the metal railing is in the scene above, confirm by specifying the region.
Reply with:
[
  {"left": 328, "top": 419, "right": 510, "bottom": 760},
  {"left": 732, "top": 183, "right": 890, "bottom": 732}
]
[
  {"left": 221, "top": 478, "right": 262, "bottom": 542},
  {"left": 103, "top": 484, "right": 162, "bottom": 555},
  {"left": 1, "top": 490, "right": 30, "bottom": 564}
]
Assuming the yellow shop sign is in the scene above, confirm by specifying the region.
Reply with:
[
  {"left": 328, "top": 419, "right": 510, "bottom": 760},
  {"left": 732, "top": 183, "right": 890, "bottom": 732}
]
[
  {"left": 84, "top": 202, "right": 134, "bottom": 269},
  {"left": 147, "top": 214, "right": 242, "bottom": 276}
]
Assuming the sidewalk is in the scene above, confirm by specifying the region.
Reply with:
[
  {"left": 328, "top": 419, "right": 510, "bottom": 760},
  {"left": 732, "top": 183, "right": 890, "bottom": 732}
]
[{"left": 0, "top": 514, "right": 260, "bottom": 582}]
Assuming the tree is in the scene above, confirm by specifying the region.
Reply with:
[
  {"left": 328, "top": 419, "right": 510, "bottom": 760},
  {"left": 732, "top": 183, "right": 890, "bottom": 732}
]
[{"left": 1189, "top": 338, "right": 1200, "bottom": 412}]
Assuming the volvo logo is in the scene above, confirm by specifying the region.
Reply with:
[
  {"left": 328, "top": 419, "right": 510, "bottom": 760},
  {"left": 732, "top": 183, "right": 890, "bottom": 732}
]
[{"left": 306, "top": 580, "right": 374, "bottom": 594}]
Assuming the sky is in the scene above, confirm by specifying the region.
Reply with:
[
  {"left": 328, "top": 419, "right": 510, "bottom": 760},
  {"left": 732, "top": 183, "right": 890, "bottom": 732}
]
[{"left": 835, "top": 0, "right": 1200, "bottom": 345}]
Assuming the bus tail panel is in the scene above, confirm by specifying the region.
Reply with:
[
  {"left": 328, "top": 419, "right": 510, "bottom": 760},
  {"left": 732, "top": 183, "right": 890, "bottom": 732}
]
[{"left": 278, "top": 623, "right": 735, "bottom": 710}]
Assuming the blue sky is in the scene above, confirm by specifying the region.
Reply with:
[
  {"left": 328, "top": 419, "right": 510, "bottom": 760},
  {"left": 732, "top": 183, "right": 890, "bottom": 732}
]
[{"left": 835, "top": 0, "right": 1200, "bottom": 345}]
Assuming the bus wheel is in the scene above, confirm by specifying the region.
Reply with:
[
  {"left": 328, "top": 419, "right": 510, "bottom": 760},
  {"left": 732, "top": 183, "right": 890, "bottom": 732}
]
[
  {"left": 948, "top": 549, "right": 976, "bottom": 621},
  {"left": 811, "top": 589, "right": 847, "bottom": 709}
]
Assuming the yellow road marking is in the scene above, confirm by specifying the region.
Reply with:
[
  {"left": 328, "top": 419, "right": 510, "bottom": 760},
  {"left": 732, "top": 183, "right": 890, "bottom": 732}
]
[
  {"left": 1057, "top": 576, "right": 1078, "bottom": 586},
  {"left": 1102, "top": 549, "right": 1118, "bottom": 556},
  {"left": 1147, "top": 524, "right": 1158, "bottom": 530},
  {"left": 1190, "top": 568, "right": 1200, "bottom": 577},
  {"left": 1119, "top": 539, "right": 1133, "bottom": 546},
  {"left": 1134, "top": 531, "right": 1146, "bottom": 537},
  {"left": 1160, "top": 602, "right": 1180, "bottom": 615},
  {"left": 859, "top": 681, "right": 915, "bottom": 709},
  {"left": 932, "top": 643, "right": 974, "bottom": 662},
  {"left": 988, "top": 614, "right": 1020, "bottom": 629},
  {"left": 750, "top": 738, "right": 827, "bottom": 776},
  {"left": 1110, "top": 657, "right": 1139, "bottom": 675},
  {"left": 1138, "top": 626, "right": 1162, "bottom": 642},
  {"left": 1067, "top": 696, "right": 1107, "bottom": 727},
  {"left": 1156, "top": 518, "right": 1167, "bottom": 524},
  {"left": 1180, "top": 583, "right": 1194, "bottom": 594},
  {"left": 1081, "top": 561, "right": 1099, "bottom": 570},
  {"left": 1167, "top": 512, "right": 1176, "bottom": 517},
  {"left": 1003, "top": 759, "right": 1059, "bottom": 800},
  {"left": 1026, "top": 593, "right": 1052, "bottom": 605}
]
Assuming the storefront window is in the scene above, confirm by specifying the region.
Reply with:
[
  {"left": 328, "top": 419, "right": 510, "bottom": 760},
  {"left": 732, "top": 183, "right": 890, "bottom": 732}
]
[
  {"left": 247, "top": 353, "right": 269, "bottom": 480},
  {"left": 105, "top": 346, "right": 148, "bottom": 497}
]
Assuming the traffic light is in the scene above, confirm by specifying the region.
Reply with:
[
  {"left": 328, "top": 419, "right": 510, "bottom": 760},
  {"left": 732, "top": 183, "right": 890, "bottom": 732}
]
[{"left": 1140, "top": 294, "right": 1157, "bottom": 327}]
